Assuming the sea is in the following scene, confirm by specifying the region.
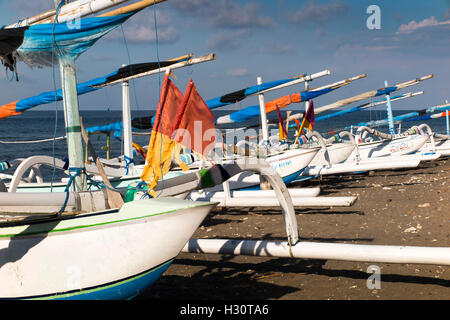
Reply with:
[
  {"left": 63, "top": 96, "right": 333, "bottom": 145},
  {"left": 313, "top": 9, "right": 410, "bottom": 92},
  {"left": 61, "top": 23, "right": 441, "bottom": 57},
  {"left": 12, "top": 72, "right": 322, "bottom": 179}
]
[{"left": 0, "top": 109, "right": 448, "bottom": 179}]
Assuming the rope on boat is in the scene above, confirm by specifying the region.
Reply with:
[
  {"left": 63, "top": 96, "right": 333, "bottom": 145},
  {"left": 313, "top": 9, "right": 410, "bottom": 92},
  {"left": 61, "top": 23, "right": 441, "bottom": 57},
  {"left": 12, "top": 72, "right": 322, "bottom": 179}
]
[
  {"left": 0, "top": 136, "right": 66, "bottom": 144},
  {"left": 59, "top": 167, "right": 84, "bottom": 216},
  {"left": 59, "top": 167, "right": 123, "bottom": 215},
  {"left": 124, "top": 155, "right": 135, "bottom": 175}
]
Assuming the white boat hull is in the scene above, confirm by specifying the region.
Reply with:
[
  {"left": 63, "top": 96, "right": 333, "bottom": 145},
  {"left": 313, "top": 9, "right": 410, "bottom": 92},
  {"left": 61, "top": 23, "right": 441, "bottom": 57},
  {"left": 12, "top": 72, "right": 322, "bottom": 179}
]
[
  {"left": 302, "top": 157, "right": 421, "bottom": 176},
  {"left": 205, "top": 147, "right": 320, "bottom": 191},
  {"left": 0, "top": 198, "right": 214, "bottom": 300},
  {"left": 419, "top": 138, "right": 450, "bottom": 157},
  {"left": 345, "top": 134, "right": 428, "bottom": 162},
  {"left": 308, "top": 142, "right": 355, "bottom": 166},
  {"left": 12, "top": 148, "right": 320, "bottom": 193}
]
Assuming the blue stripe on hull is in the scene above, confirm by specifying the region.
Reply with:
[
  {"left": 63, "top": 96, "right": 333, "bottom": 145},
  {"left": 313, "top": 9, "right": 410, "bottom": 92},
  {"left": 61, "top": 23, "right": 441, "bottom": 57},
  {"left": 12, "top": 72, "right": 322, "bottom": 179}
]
[
  {"left": 8, "top": 259, "right": 174, "bottom": 300},
  {"left": 238, "top": 169, "right": 305, "bottom": 191},
  {"left": 58, "top": 259, "right": 174, "bottom": 300},
  {"left": 292, "top": 174, "right": 318, "bottom": 183}
]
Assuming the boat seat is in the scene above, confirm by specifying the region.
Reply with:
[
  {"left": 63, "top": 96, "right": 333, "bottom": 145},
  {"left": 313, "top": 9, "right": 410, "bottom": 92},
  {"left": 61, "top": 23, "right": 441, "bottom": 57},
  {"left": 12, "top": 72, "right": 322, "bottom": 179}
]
[{"left": 0, "top": 189, "right": 110, "bottom": 217}]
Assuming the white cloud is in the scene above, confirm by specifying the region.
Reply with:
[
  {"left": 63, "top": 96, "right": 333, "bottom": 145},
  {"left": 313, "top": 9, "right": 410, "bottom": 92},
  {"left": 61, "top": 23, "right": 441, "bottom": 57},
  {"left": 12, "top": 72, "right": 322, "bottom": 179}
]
[
  {"left": 108, "top": 9, "right": 179, "bottom": 44},
  {"left": 170, "top": 0, "right": 273, "bottom": 29},
  {"left": 396, "top": 16, "right": 450, "bottom": 34},
  {"left": 288, "top": 0, "right": 348, "bottom": 26},
  {"left": 10, "top": 0, "right": 53, "bottom": 17},
  {"left": 207, "top": 30, "right": 249, "bottom": 51},
  {"left": 227, "top": 68, "right": 249, "bottom": 77},
  {"left": 257, "top": 40, "right": 296, "bottom": 55}
]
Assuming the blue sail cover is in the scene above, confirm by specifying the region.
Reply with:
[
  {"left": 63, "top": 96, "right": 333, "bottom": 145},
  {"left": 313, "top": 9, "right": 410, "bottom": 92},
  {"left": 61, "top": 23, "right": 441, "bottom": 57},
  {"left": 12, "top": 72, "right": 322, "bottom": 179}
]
[
  {"left": 314, "top": 94, "right": 408, "bottom": 123},
  {"left": 375, "top": 86, "right": 397, "bottom": 96},
  {"left": 15, "top": 12, "right": 135, "bottom": 67},
  {"left": 15, "top": 72, "right": 114, "bottom": 114},
  {"left": 205, "top": 77, "right": 302, "bottom": 110},
  {"left": 405, "top": 109, "right": 450, "bottom": 122},
  {"left": 85, "top": 120, "right": 124, "bottom": 138},
  {"left": 141, "top": 76, "right": 308, "bottom": 128},
  {"left": 225, "top": 87, "right": 339, "bottom": 124},
  {"left": 362, "top": 105, "right": 450, "bottom": 126},
  {"left": 0, "top": 58, "right": 190, "bottom": 119}
]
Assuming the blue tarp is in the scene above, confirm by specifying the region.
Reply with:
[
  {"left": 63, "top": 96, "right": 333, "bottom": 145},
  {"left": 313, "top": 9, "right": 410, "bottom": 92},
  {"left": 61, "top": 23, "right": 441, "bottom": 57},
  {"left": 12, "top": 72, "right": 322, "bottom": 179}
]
[
  {"left": 227, "top": 87, "right": 339, "bottom": 124},
  {"left": 85, "top": 120, "right": 124, "bottom": 138},
  {"left": 205, "top": 77, "right": 301, "bottom": 110},
  {"left": 15, "top": 72, "right": 115, "bottom": 113},
  {"left": 16, "top": 12, "right": 135, "bottom": 67}
]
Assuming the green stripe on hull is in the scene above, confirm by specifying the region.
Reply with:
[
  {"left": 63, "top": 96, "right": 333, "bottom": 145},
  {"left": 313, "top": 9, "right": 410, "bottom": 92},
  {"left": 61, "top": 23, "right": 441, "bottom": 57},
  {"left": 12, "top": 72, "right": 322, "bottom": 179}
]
[{"left": 0, "top": 200, "right": 212, "bottom": 238}]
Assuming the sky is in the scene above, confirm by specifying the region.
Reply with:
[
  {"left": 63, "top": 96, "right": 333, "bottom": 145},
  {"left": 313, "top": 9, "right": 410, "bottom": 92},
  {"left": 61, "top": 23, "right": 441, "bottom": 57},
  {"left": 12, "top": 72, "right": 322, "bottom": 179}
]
[{"left": 0, "top": 0, "right": 449, "bottom": 114}]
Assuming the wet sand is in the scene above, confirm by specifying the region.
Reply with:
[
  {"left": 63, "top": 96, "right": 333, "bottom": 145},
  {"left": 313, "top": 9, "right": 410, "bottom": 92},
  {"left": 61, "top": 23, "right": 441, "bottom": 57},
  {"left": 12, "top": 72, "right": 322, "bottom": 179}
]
[{"left": 138, "top": 157, "right": 449, "bottom": 300}]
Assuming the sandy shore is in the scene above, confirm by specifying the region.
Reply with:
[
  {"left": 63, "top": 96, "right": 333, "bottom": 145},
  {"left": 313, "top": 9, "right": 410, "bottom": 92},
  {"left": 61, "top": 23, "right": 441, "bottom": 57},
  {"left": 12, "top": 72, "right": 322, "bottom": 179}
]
[{"left": 138, "top": 157, "right": 449, "bottom": 300}]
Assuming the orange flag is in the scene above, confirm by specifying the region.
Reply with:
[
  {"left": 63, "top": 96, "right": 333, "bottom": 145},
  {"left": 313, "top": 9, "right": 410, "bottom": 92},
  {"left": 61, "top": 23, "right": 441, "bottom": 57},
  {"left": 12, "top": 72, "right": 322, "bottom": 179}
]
[
  {"left": 140, "top": 73, "right": 184, "bottom": 191},
  {"left": 141, "top": 76, "right": 217, "bottom": 194},
  {"left": 295, "top": 100, "right": 315, "bottom": 140},
  {"left": 299, "top": 99, "right": 315, "bottom": 132}
]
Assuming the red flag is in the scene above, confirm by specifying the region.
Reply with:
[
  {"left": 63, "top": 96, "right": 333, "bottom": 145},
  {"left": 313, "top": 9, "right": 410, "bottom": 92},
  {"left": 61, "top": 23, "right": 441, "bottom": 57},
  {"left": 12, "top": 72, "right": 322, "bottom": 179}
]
[
  {"left": 297, "top": 100, "right": 315, "bottom": 136},
  {"left": 173, "top": 79, "right": 217, "bottom": 157},
  {"left": 301, "top": 99, "right": 315, "bottom": 131},
  {"left": 275, "top": 104, "right": 288, "bottom": 140},
  {"left": 153, "top": 73, "right": 185, "bottom": 137}
]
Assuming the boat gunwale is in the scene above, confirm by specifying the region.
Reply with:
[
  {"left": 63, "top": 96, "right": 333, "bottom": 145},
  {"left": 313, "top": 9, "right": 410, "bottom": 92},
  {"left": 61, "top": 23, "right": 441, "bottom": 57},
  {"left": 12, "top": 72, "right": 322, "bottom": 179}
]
[{"left": 0, "top": 200, "right": 214, "bottom": 239}]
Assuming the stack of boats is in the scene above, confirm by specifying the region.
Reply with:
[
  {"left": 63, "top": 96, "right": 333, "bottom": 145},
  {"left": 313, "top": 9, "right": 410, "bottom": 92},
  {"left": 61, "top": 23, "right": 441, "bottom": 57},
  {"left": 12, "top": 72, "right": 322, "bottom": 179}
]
[{"left": 0, "top": 0, "right": 449, "bottom": 300}]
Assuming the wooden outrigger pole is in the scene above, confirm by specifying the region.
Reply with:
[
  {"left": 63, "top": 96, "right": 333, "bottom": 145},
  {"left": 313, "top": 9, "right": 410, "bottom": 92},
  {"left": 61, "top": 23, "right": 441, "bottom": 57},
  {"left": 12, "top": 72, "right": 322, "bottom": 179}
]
[
  {"left": 313, "top": 91, "right": 424, "bottom": 125},
  {"left": 94, "top": 53, "right": 216, "bottom": 88},
  {"left": 287, "top": 74, "right": 434, "bottom": 123}
]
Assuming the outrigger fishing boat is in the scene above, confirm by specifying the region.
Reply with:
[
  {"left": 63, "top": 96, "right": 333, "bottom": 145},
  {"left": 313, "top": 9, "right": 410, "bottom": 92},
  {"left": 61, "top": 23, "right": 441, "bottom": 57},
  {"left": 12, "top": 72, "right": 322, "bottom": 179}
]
[{"left": 351, "top": 102, "right": 450, "bottom": 158}]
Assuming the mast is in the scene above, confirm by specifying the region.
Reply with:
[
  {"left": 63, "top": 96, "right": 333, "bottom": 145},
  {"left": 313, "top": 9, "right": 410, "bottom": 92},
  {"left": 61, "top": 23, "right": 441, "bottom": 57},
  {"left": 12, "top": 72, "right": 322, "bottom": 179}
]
[
  {"left": 446, "top": 100, "right": 450, "bottom": 135},
  {"left": 304, "top": 80, "right": 310, "bottom": 116},
  {"left": 59, "top": 59, "right": 87, "bottom": 191},
  {"left": 257, "top": 76, "right": 269, "bottom": 150},
  {"left": 122, "top": 66, "right": 134, "bottom": 174},
  {"left": 384, "top": 80, "right": 396, "bottom": 135}
]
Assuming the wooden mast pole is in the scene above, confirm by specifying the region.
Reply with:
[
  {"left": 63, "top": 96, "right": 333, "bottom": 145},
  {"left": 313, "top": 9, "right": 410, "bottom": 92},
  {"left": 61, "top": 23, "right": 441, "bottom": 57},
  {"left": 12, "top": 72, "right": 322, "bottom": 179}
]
[
  {"left": 59, "top": 59, "right": 87, "bottom": 191},
  {"left": 121, "top": 65, "right": 134, "bottom": 174},
  {"left": 384, "top": 80, "right": 396, "bottom": 135}
]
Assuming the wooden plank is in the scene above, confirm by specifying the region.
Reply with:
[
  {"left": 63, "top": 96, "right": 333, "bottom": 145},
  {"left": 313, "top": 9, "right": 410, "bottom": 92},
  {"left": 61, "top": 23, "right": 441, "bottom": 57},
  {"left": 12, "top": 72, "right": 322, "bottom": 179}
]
[{"left": 80, "top": 118, "right": 125, "bottom": 209}]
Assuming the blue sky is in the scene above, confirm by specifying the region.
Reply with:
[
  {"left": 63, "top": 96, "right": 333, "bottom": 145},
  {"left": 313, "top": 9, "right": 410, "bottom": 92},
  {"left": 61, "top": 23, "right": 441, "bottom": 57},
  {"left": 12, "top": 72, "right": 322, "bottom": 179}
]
[{"left": 0, "top": 0, "right": 449, "bottom": 113}]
